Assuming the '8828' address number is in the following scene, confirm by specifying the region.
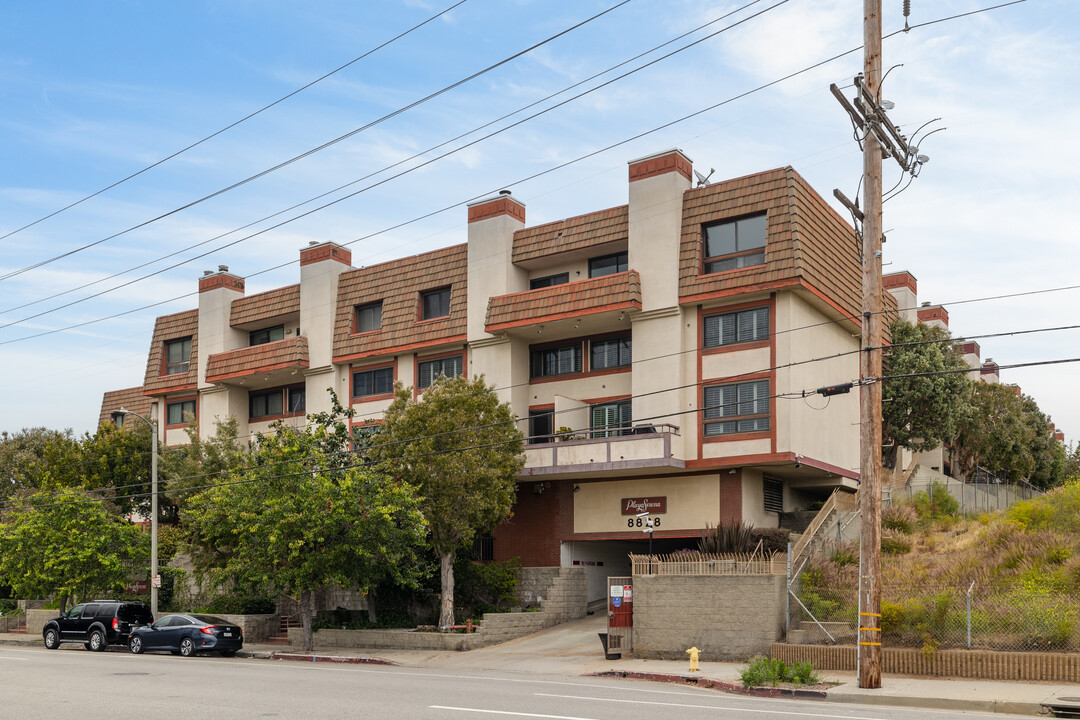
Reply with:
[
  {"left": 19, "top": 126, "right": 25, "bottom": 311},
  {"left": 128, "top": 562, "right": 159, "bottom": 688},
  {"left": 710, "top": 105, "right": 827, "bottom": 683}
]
[{"left": 627, "top": 517, "right": 660, "bottom": 528}]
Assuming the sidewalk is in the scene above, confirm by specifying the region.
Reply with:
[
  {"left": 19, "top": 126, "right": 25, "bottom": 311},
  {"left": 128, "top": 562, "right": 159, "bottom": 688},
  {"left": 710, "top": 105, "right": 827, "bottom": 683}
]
[{"left": 6, "top": 616, "right": 1080, "bottom": 717}]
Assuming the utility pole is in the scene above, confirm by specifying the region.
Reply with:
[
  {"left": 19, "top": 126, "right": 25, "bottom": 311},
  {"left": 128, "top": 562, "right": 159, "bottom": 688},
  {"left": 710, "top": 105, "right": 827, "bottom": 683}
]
[
  {"left": 857, "top": 0, "right": 884, "bottom": 689},
  {"left": 830, "top": 0, "right": 933, "bottom": 692}
]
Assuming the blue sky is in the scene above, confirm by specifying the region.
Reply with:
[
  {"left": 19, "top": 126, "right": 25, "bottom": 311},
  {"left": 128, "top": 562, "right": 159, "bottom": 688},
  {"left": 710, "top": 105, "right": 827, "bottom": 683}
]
[{"left": 1, "top": 0, "right": 1077, "bottom": 446}]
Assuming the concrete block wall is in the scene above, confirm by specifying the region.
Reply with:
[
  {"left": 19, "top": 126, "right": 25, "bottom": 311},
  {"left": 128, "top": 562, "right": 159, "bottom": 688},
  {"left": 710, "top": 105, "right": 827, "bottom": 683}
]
[
  {"left": 632, "top": 575, "right": 786, "bottom": 661},
  {"left": 26, "top": 609, "right": 56, "bottom": 638},
  {"left": 517, "top": 567, "right": 560, "bottom": 607},
  {"left": 216, "top": 613, "right": 278, "bottom": 642},
  {"left": 539, "top": 567, "right": 587, "bottom": 623}
]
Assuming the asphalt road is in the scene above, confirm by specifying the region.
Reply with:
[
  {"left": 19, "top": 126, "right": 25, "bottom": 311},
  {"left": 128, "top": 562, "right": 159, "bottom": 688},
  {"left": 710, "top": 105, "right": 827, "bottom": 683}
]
[{"left": 0, "top": 644, "right": 1032, "bottom": 720}]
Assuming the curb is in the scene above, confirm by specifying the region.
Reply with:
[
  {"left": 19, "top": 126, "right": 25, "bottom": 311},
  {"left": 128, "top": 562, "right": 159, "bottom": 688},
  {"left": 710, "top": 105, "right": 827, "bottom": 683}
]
[
  {"left": 270, "top": 652, "right": 397, "bottom": 666},
  {"left": 584, "top": 671, "right": 827, "bottom": 701}
]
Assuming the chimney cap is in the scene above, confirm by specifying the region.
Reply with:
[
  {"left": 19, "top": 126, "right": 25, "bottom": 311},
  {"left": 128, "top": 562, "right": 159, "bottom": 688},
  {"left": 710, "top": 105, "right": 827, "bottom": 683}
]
[
  {"left": 498, "top": 189, "right": 512, "bottom": 196},
  {"left": 218, "top": 265, "right": 229, "bottom": 273},
  {"left": 203, "top": 270, "right": 213, "bottom": 276},
  {"left": 921, "top": 301, "right": 931, "bottom": 307},
  {"left": 308, "top": 240, "right": 319, "bottom": 246}
]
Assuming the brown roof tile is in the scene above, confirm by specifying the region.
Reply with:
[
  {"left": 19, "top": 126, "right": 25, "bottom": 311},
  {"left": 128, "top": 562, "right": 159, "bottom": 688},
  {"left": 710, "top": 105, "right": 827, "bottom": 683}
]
[
  {"left": 142, "top": 309, "right": 199, "bottom": 395},
  {"left": 512, "top": 205, "right": 628, "bottom": 264},
  {"left": 231, "top": 284, "right": 300, "bottom": 327},
  {"left": 679, "top": 167, "right": 896, "bottom": 330},
  {"left": 205, "top": 336, "right": 309, "bottom": 383},
  {"left": 98, "top": 386, "right": 152, "bottom": 429},
  {"left": 485, "top": 270, "right": 641, "bottom": 331},
  {"left": 333, "top": 244, "right": 468, "bottom": 362}
]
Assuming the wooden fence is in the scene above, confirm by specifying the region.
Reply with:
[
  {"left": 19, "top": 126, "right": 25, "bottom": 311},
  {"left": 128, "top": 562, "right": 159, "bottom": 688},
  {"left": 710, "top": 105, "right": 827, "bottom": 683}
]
[{"left": 630, "top": 552, "right": 786, "bottom": 576}]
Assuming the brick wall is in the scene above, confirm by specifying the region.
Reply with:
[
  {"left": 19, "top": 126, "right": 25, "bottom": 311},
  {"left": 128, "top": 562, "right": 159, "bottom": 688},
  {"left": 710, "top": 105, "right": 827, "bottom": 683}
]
[
  {"left": 632, "top": 575, "right": 786, "bottom": 660},
  {"left": 494, "top": 479, "right": 573, "bottom": 566}
]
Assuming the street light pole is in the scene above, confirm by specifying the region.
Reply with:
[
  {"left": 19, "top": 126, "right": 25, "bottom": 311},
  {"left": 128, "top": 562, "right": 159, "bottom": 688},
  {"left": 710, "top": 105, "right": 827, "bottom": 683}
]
[{"left": 118, "top": 407, "right": 159, "bottom": 617}]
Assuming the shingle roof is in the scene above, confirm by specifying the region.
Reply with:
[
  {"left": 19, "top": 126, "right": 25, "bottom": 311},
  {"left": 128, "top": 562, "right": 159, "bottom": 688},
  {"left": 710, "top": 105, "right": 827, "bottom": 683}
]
[
  {"left": 485, "top": 271, "right": 641, "bottom": 331},
  {"left": 98, "top": 386, "right": 152, "bottom": 429},
  {"left": 512, "top": 205, "right": 628, "bottom": 265},
  {"left": 333, "top": 244, "right": 468, "bottom": 361},
  {"left": 678, "top": 167, "right": 896, "bottom": 327},
  {"left": 231, "top": 284, "right": 300, "bottom": 327},
  {"left": 142, "top": 309, "right": 198, "bottom": 395},
  {"left": 205, "top": 336, "right": 309, "bottom": 383}
]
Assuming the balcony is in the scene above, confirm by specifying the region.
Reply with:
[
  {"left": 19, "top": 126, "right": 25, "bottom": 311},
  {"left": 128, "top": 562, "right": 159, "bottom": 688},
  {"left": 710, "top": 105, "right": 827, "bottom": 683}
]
[
  {"left": 522, "top": 423, "right": 684, "bottom": 477},
  {"left": 205, "top": 336, "right": 309, "bottom": 386},
  {"left": 485, "top": 271, "right": 640, "bottom": 338}
]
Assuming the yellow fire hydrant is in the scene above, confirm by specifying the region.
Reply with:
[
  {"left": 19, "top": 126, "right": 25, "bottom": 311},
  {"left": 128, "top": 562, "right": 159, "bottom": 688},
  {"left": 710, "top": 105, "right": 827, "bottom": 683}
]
[{"left": 686, "top": 646, "right": 701, "bottom": 673}]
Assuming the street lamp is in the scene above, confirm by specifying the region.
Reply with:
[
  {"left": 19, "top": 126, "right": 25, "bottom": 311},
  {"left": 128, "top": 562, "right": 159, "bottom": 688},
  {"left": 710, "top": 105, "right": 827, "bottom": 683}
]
[{"left": 116, "top": 407, "right": 159, "bottom": 617}]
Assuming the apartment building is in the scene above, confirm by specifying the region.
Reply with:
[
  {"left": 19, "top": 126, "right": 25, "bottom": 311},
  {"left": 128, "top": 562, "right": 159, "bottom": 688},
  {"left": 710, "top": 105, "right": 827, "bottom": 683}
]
[{"left": 102, "top": 149, "right": 899, "bottom": 601}]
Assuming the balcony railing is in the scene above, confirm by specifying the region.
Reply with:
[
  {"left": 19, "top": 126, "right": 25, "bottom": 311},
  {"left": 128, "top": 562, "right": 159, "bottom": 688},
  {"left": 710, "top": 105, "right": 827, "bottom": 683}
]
[{"left": 522, "top": 423, "right": 683, "bottom": 475}]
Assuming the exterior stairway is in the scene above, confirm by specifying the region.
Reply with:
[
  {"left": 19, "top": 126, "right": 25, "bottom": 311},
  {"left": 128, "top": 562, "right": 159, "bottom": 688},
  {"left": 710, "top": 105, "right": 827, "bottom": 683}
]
[{"left": 265, "top": 615, "right": 301, "bottom": 644}]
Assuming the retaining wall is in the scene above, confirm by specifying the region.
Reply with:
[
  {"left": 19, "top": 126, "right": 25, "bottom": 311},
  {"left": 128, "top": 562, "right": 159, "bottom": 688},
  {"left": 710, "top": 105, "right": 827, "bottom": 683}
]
[
  {"left": 632, "top": 575, "right": 787, "bottom": 661},
  {"left": 772, "top": 643, "right": 1080, "bottom": 682},
  {"left": 289, "top": 567, "right": 587, "bottom": 650}
]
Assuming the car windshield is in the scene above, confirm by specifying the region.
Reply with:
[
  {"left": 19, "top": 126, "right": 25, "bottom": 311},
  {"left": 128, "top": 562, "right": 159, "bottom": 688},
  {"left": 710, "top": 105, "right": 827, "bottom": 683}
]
[{"left": 191, "top": 614, "right": 228, "bottom": 625}]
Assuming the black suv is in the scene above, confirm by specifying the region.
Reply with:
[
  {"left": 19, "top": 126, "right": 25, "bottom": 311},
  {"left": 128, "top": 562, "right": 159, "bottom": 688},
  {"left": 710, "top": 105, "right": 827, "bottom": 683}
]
[{"left": 42, "top": 600, "right": 153, "bottom": 651}]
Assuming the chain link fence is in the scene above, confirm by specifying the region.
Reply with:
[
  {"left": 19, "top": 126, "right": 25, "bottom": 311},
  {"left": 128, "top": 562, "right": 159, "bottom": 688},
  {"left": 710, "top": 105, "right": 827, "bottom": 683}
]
[
  {"left": 885, "top": 477, "right": 1040, "bottom": 514},
  {"left": 791, "top": 580, "right": 1079, "bottom": 652}
]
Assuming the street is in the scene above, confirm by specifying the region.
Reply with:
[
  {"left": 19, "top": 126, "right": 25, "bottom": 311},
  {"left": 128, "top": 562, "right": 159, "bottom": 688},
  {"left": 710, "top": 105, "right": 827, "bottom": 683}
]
[{"left": 0, "top": 644, "right": 1032, "bottom": 720}]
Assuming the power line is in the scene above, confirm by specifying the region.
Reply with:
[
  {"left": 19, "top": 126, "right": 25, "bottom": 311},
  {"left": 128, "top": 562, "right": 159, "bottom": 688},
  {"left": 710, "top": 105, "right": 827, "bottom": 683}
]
[
  {"left": 0, "top": 0, "right": 787, "bottom": 324},
  {"left": 0, "top": 0, "right": 632, "bottom": 284},
  {"left": 0, "top": 2, "right": 470, "bottom": 247},
  {"left": 0, "top": 2, "right": 1026, "bottom": 343}
]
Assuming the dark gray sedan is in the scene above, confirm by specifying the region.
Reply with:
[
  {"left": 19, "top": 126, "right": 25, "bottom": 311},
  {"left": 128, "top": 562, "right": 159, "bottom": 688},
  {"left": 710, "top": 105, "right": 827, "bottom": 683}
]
[{"left": 128, "top": 614, "right": 243, "bottom": 657}]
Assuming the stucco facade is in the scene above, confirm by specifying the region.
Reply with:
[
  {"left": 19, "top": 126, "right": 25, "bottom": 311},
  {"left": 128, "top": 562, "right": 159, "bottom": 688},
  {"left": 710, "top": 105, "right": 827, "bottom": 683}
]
[{"left": 102, "top": 149, "right": 912, "bottom": 602}]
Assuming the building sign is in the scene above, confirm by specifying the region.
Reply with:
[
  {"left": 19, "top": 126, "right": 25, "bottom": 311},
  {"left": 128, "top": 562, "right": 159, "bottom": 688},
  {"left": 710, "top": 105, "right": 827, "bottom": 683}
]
[{"left": 621, "top": 496, "right": 666, "bottom": 515}]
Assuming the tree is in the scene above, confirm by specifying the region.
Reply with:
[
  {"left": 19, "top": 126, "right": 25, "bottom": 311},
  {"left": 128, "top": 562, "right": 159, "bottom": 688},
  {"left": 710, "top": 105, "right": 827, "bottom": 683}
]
[
  {"left": 79, "top": 420, "right": 154, "bottom": 518},
  {"left": 366, "top": 375, "right": 525, "bottom": 630},
  {"left": 182, "top": 392, "right": 426, "bottom": 651},
  {"left": 0, "top": 428, "right": 80, "bottom": 501},
  {"left": 159, "top": 415, "right": 248, "bottom": 512},
  {"left": 1019, "top": 394, "right": 1068, "bottom": 490},
  {"left": 0, "top": 487, "right": 148, "bottom": 612},
  {"left": 881, "top": 319, "right": 971, "bottom": 469},
  {"left": 953, "top": 382, "right": 1034, "bottom": 483}
]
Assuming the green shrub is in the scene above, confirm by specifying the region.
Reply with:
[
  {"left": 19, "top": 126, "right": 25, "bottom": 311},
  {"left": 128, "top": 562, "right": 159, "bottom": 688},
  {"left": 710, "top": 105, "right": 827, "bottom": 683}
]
[
  {"left": 882, "top": 536, "right": 912, "bottom": 555},
  {"left": 205, "top": 593, "right": 275, "bottom": 615},
  {"left": 699, "top": 520, "right": 755, "bottom": 554},
  {"left": 830, "top": 543, "right": 858, "bottom": 567},
  {"left": 912, "top": 482, "right": 960, "bottom": 520},
  {"left": 749, "top": 527, "right": 792, "bottom": 554},
  {"left": 739, "top": 657, "right": 820, "bottom": 687},
  {"left": 0, "top": 598, "right": 19, "bottom": 615},
  {"left": 882, "top": 504, "right": 918, "bottom": 534},
  {"left": 454, "top": 557, "right": 521, "bottom": 616}
]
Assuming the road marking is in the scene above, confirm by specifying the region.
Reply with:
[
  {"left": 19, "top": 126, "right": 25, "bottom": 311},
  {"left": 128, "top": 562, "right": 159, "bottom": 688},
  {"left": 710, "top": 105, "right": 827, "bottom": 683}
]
[
  {"left": 535, "top": 693, "right": 896, "bottom": 720},
  {"left": 431, "top": 708, "right": 596, "bottom": 720}
]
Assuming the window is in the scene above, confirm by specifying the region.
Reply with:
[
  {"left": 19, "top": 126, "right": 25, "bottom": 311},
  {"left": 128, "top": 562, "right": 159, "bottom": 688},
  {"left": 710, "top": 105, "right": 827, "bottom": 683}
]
[
  {"left": 703, "top": 307, "right": 769, "bottom": 348},
  {"left": 288, "top": 387, "right": 306, "bottom": 414},
  {"left": 704, "top": 213, "right": 766, "bottom": 273},
  {"left": 530, "top": 273, "right": 569, "bottom": 290},
  {"left": 353, "top": 367, "right": 393, "bottom": 398},
  {"left": 421, "top": 288, "right": 451, "bottom": 320},
  {"left": 249, "top": 389, "right": 283, "bottom": 420},
  {"left": 529, "top": 409, "right": 554, "bottom": 444},
  {"left": 591, "top": 400, "right": 631, "bottom": 438},
  {"left": 166, "top": 399, "right": 195, "bottom": 426},
  {"left": 164, "top": 338, "right": 191, "bottom": 375},
  {"left": 249, "top": 325, "right": 285, "bottom": 346},
  {"left": 249, "top": 386, "right": 305, "bottom": 420},
  {"left": 417, "top": 354, "right": 463, "bottom": 389},
  {"left": 763, "top": 478, "right": 784, "bottom": 514},
  {"left": 590, "top": 336, "right": 631, "bottom": 370},
  {"left": 530, "top": 343, "right": 582, "bottom": 379},
  {"left": 588, "top": 251, "right": 628, "bottom": 278},
  {"left": 355, "top": 301, "right": 382, "bottom": 333},
  {"left": 703, "top": 379, "right": 769, "bottom": 436}
]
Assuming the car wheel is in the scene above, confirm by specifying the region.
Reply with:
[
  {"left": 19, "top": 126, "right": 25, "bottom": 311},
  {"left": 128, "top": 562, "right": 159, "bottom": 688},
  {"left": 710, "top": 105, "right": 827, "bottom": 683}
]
[
  {"left": 179, "top": 637, "right": 195, "bottom": 657},
  {"left": 89, "top": 630, "right": 106, "bottom": 652},
  {"left": 220, "top": 650, "right": 236, "bottom": 658},
  {"left": 43, "top": 628, "right": 60, "bottom": 650},
  {"left": 129, "top": 636, "right": 144, "bottom": 654}
]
